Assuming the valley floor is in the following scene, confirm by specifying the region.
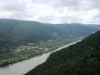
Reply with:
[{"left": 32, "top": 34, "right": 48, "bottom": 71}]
[{"left": 0, "top": 38, "right": 80, "bottom": 67}]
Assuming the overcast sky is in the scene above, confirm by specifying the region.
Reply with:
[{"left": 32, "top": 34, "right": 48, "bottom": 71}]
[{"left": 0, "top": 0, "right": 100, "bottom": 24}]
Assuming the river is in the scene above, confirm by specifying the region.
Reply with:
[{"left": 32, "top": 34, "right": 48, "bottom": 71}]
[{"left": 0, "top": 40, "right": 81, "bottom": 75}]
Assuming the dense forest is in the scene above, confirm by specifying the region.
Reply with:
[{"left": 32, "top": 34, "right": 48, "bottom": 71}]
[{"left": 26, "top": 31, "right": 100, "bottom": 75}]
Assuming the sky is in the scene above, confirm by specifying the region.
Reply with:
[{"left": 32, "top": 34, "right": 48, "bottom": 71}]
[{"left": 0, "top": 0, "right": 100, "bottom": 24}]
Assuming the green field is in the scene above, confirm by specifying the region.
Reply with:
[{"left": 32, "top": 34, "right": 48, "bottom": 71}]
[{"left": 0, "top": 37, "right": 80, "bottom": 66}]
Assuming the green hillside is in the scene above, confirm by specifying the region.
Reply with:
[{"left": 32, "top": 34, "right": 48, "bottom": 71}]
[
  {"left": 26, "top": 31, "right": 100, "bottom": 75},
  {"left": 0, "top": 19, "right": 65, "bottom": 46},
  {"left": 54, "top": 23, "right": 99, "bottom": 37},
  {"left": 0, "top": 19, "right": 98, "bottom": 48}
]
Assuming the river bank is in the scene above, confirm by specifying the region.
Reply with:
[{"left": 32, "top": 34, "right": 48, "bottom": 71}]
[
  {"left": 0, "top": 38, "right": 78, "bottom": 67},
  {"left": 0, "top": 40, "right": 81, "bottom": 75}
]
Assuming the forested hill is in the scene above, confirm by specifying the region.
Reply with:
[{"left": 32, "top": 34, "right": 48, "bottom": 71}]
[
  {"left": 0, "top": 19, "right": 98, "bottom": 48},
  {"left": 26, "top": 31, "right": 100, "bottom": 75},
  {"left": 0, "top": 19, "right": 61, "bottom": 43},
  {"left": 53, "top": 23, "right": 100, "bottom": 37},
  {"left": 0, "top": 19, "right": 67, "bottom": 49}
]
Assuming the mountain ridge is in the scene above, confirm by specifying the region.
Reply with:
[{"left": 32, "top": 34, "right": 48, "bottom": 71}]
[{"left": 0, "top": 19, "right": 99, "bottom": 51}]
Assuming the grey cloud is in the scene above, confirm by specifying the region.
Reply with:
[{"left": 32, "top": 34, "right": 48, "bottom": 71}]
[
  {"left": 0, "top": 0, "right": 99, "bottom": 24},
  {"left": 1, "top": 0, "right": 27, "bottom": 11},
  {"left": 92, "top": 0, "right": 100, "bottom": 8}
]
